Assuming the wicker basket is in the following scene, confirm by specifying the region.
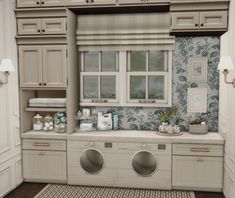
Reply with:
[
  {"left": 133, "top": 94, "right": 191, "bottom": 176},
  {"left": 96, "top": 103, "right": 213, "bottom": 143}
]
[{"left": 189, "top": 124, "right": 208, "bottom": 134}]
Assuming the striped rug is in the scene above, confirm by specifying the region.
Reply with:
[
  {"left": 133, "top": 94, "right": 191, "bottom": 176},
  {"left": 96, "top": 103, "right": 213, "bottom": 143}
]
[{"left": 34, "top": 184, "right": 195, "bottom": 198}]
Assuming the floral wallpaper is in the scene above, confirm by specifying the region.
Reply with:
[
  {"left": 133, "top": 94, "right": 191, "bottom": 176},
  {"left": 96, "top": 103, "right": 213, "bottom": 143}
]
[{"left": 90, "top": 37, "right": 220, "bottom": 132}]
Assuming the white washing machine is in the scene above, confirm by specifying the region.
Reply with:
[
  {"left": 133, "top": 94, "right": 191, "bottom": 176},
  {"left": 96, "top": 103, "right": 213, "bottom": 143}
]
[
  {"left": 67, "top": 140, "right": 118, "bottom": 186},
  {"left": 118, "top": 142, "right": 172, "bottom": 189}
]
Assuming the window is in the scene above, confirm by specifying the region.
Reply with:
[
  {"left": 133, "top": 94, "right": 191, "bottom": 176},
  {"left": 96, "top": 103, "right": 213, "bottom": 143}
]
[
  {"left": 79, "top": 50, "right": 172, "bottom": 107},
  {"left": 80, "top": 51, "right": 119, "bottom": 105},
  {"left": 127, "top": 50, "right": 171, "bottom": 105}
]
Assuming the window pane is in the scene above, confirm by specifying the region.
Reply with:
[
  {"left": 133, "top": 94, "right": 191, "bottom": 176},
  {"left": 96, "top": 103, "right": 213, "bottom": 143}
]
[
  {"left": 130, "top": 76, "right": 146, "bottom": 99},
  {"left": 84, "top": 52, "right": 99, "bottom": 72},
  {"left": 100, "top": 76, "right": 116, "bottom": 99},
  {"left": 83, "top": 76, "right": 98, "bottom": 99},
  {"left": 148, "top": 76, "right": 164, "bottom": 100},
  {"left": 130, "top": 51, "right": 146, "bottom": 71},
  {"left": 148, "top": 51, "right": 165, "bottom": 71},
  {"left": 101, "top": 51, "right": 117, "bottom": 72}
]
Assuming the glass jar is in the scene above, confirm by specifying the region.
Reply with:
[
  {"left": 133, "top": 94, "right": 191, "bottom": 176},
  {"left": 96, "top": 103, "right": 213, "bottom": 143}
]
[
  {"left": 32, "top": 114, "right": 43, "bottom": 131},
  {"left": 43, "top": 114, "right": 54, "bottom": 131}
]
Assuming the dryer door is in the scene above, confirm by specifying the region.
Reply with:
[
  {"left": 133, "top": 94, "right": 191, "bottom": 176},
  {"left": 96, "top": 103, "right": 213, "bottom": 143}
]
[
  {"left": 80, "top": 149, "right": 104, "bottom": 174},
  {"left": 132, "top": 151, "right": 157, "bottom": 176}
]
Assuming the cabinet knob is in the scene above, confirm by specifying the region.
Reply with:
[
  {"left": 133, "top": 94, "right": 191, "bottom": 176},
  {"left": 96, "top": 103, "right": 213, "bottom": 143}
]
[
  {"left": 91, "top": 0, "right": 94, "bottom": 2},
  {"left": 195, "top": 24, "right": 198, "bottom": 27},
  {"left": 43, "top": 83, "right": 47, "bottom": 86},
  {"left": 37, "top": 29, "right": 41, "bottom": 33},
  {"left": 41, "top": 1, "right": 45, "bottom": 4},
  {"left": 42, "top": 29, "right": 45, "bottom": 33},
  {"left": 36, "top": 1, "right": 40, "bottom": 5},
  {"left": 86, "top": 0, "right": 89, "bottom": 3},
  {"left": 201, "top": 24, "right": 204, "bottom": 27},
  {"left": 39, "top": 83, "right": 42, "bottom": 86}
]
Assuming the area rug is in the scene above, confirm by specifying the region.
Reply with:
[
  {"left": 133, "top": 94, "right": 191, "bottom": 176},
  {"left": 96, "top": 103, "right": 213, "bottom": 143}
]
[{"left": 34, "top": 184, "right": 195, "bottom": 198}]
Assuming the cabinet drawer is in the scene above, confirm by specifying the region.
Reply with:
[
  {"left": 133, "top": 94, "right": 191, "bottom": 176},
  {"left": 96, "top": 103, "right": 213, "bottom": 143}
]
[
  {"left": 22, "top": 139, "right": 66, "bottom": 151},
  {"left": 173, "top": 143, "right": 223, "bottom": 157}
]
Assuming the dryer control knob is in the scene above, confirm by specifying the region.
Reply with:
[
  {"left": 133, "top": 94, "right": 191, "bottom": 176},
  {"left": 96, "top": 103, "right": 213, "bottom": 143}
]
[
  {"left": 90, "top": 142, "right": 95, "bottom": 146},
  {"left": 142, "top": 144, "right": 146, "bottom": 148}
]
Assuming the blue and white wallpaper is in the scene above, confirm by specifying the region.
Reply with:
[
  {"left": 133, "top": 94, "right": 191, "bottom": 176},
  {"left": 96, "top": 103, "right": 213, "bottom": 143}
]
[{"left": 91, "top": 37, "right": 220, "bottom": 132}]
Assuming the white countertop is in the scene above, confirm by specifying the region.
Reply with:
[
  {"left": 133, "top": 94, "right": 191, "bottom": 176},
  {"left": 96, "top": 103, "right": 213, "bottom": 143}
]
[{"left": 68, "top": 130, "right": 224, "bottom": 144}]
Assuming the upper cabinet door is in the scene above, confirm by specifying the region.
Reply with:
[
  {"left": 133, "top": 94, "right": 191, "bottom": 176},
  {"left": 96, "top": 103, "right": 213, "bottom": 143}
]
[
  {"left": 171, "top": 12, "right": 199, "bottom": 30},
  {"left": 19, "top": 46, "right": 43, "bottom": 87},
  {"left": 18, "top": 19, "right": 41, "bottom": 35},
  {"left": 17, "top": 0, "right": 40, "bottom": 8},
  {"left": 200, "top": 11, "right": 228, "bottom": 29},
  {"left": 41, "top": 18, "right": 67, "bottom": 35},
  {"left": 40, "top": 0, "right": 64, "bottom": 7},
  {"left": 42, "top": 45, "right": 67, "bottom": 87}
]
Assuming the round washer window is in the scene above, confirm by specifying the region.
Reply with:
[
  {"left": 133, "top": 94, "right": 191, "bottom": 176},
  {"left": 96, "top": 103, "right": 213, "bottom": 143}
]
[
  {"left": 80, "top": 149, "right": 104, "bottom": 174},
  {"left": 132, "top": 151, "right": 157, "bottom": 176}
]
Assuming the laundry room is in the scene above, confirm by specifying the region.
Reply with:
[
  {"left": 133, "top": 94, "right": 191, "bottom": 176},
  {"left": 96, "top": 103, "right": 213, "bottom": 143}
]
[{"left": 0, "top": 0, "right": 235, "bottom": 198}]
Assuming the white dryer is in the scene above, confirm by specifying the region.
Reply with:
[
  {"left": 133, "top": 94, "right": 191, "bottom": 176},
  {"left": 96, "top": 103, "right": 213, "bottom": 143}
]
[
  {"left": 118, "top": 142, "right": 172, "bottom": 189},
  {"left": 68, "top": 140, "right": 117, "bottom": 186}
]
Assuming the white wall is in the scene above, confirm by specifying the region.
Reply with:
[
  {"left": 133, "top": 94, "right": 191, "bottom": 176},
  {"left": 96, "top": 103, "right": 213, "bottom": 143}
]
[
  {"left": 0, "top": 0, "right": 22, "bottom": 197},
  {"left": 219, "top": 0, "right": 235, "bottom": 197}
]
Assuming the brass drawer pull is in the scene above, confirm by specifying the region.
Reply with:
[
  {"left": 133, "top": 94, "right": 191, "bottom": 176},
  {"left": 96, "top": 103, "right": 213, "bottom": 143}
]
[
  {"left": 37, "top": 152, "right": 46, "bottom": 156},
  {"left": 33, "top": 143, "right": 50, "bottom": 147},
  {"left": 191, "top": 148, "right": 210, "bottom": 152}
]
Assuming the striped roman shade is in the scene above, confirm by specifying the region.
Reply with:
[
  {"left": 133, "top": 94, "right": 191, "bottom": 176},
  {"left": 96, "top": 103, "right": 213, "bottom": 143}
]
[{"left": 76, "top": 13, "right": 175, "bottom": 51}]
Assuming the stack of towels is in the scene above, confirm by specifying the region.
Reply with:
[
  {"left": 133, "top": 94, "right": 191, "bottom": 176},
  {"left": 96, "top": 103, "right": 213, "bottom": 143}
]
[{"left": 29, "top": 98, "right": 66, "bottom": 108}]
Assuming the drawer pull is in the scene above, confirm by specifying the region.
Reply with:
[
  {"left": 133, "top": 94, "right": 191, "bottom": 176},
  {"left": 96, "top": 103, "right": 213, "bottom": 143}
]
[
  {"left": 191, "top": 148, "right": 210, "bottom": 152},
  {"left": 38, "top": 152, "right": 45, "bottom": 156},
  {"left": 33, "top": 143, "right": 50, "bottom": 147}
]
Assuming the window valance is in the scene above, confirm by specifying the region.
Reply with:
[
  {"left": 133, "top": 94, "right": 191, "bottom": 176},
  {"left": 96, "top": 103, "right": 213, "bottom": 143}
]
[{"left": 76, "top": 13, "right": 175, "bottom": 51}]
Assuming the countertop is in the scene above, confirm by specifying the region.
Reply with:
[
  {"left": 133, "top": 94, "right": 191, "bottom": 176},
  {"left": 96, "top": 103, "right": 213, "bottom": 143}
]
[{"left": 68, "top": 130, "right": 224, "bottom": 144}]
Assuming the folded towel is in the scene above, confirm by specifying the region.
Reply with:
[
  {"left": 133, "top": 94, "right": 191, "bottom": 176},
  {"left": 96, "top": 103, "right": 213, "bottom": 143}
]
[{"left": 29, "top": 98, "right": 66, "bottom": 107}]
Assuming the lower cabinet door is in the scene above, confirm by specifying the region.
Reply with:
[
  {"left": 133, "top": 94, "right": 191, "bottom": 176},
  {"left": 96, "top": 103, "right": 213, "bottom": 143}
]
[
  {"left": 23, "top": 150, "right": 66, "bottom": 182},
  {"left": 172, "top": 156, "right": 223, "bottom": 190}
]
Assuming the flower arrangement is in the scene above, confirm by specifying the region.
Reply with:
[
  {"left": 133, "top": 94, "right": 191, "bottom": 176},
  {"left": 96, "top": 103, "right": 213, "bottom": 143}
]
[{"left": 155, "top": 106, "right": 177, "bottom": 123}]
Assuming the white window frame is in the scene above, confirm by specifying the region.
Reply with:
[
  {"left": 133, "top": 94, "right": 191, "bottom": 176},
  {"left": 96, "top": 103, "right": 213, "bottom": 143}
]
[
  {"left": 79, "top": 50, "right": 172, "bottom": 107},
  {"left": 80, "top": 51, "right": 120, "bottom": 106},
  {"left": 126, "top": 50, "right": 172, "bottom": 107}
]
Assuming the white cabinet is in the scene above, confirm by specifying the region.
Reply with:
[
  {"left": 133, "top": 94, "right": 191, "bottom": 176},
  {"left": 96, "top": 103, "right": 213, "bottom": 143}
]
[
  {"left": 22, "top": 139, "right": 67, "bottom": 183},
  {"left": 23, "top": 150, "right": 66, "bottom": 182},
  {"left": 17, "top": 0, "right": 64, "bottom": 8},
  {"left": 118, "top": 0, "right": 169, "bottom": 4},
  {"left": 18, "top": 18, "right": 67, "bottom": 35},
  {"left": 19, "top": 45, "right": 67, "bottom": 88},
  {"left": 172, "top": 156, "right": 223, "bottom": 190},
  {"left": 64, "top": 0, "right": 116, "bottom": 6},
  {"left": 171, "top": 11, "right": 228, "bottom": 31},
  {"left": 172, "top": 143, "right": 224, "bottom": 191}
]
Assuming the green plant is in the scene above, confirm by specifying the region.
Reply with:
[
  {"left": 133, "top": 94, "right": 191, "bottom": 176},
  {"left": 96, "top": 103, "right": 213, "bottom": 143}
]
[{"left": 156, "top": 106, "right": 177, "bottom": 123}]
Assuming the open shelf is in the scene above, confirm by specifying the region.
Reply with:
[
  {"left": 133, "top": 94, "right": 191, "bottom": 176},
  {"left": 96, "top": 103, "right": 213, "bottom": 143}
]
[{"left": 25, "top": 107, "right": 66, "bottom": 112}]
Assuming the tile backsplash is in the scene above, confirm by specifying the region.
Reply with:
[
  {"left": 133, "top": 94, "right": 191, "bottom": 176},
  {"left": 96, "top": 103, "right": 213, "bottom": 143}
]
[{"left": 90, "top": 37, "right": 220, "bottom": 132}]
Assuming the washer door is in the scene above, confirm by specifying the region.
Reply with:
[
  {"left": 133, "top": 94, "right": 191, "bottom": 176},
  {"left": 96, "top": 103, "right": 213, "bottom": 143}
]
[
  {"left": 132, "top": 151, "right": 157, "bottom": 176},
  {"left": 80, "top": 149, "right": 104, "bottom": 174}
]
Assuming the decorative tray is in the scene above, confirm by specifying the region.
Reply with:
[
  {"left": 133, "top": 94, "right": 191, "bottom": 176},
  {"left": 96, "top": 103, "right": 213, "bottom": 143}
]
[{"left": 155, "top": 131, "right": 183, "bottom": 136}]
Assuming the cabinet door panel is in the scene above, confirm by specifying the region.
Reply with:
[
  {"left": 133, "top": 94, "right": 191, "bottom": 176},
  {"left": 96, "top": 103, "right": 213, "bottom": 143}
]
[
  {"left": 42, "top": 45, "right": 67, "bottom": 87},
  {"left": 200, "top": 11, "right": 228, "bottom": 29},
  {"left": 41, "top": 0, "right": 64, "bottom": 6},
  {"left": 18, "top": 19, "right": 41, "bottom": 35},
  {"left": 171, "top": 12, "right": 199, "bottom": 30},
  {"left": 17, "top": 0, "right": 40, "bottom": 8},
  {"left": 23, "top": 150, "right": 66, "bottom": 181},
  {"left": 19, "top": 46, "right": 42, "bottom": 87},
  {"left": 42, "top": 18, "right": 66, "bottom": 35}
]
